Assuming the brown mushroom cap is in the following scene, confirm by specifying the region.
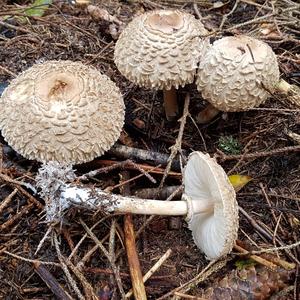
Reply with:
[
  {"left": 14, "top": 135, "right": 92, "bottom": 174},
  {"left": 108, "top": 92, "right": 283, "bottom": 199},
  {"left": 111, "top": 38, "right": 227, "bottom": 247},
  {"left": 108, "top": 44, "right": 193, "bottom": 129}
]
[
  {"left": 0, "top": 60, "right": 125, "bottom": 164},
  {"left": 114, "top": 9, "right": 208, "bottom": 90},
  {"left": 196, "top": 35, "right": 280, "bottom": 111}
]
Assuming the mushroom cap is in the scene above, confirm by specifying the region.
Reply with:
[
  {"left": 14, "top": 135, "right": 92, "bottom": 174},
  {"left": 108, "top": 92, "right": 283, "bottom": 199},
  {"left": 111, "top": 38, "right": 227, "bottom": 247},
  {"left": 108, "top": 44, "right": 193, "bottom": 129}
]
[
  {"left": 0, "top": 60, "right": 125, "bottom": 164},
  {"left": 196, "top": 35, "right": 280, "bottom": 111},
  {"left": 114, "top": 9, "right": 209, "bottom": 90},
  {"left": 183, "top": 151, "right": 238, "bottom": 260}
]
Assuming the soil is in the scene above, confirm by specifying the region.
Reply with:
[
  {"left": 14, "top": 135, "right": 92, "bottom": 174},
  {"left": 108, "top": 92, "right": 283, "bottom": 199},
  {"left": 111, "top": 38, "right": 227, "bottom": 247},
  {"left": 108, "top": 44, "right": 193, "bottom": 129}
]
[{"left": 0, "top": 0, "right": 299, "bottom": 299}]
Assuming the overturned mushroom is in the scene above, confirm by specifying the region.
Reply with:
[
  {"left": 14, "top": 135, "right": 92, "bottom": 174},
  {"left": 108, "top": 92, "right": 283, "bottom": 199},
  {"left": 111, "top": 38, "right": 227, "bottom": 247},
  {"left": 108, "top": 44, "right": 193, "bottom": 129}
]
[
  {"left": 37, "top": 152, "right": 238, "bottom": 260},
  {"left": 0, "top": 60, "right": 125, "bottom": 164},
  {"left": 196, "top": 35, "right": 300, "bottom": 123},
  {"left": 114, "top": 9, "right": 208, "bottom": 120}
]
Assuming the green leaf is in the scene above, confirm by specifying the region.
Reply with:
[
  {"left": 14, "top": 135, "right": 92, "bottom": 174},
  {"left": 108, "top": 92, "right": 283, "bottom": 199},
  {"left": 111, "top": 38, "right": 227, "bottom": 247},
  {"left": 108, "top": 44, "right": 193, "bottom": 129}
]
[
  {"left": 25, "top": 0, "right": 52, "bottom": 17},
  {"left": 229, "top": 174, "right": 252, "bottom": 192},
  {"left": 218, "top": 135, "right": 242, "bottom": 155},
  {"left": 235, "top": 258, "right": 256, "bottom": 270}
]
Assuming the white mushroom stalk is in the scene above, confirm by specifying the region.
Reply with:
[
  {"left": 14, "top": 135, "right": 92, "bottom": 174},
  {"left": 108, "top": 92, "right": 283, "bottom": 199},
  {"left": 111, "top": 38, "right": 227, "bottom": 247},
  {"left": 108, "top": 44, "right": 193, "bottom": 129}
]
[
  {"left": 59, "top": 186, "right": 212, "bottom": 216},
  {"left": 196, "top": 35, "right": 300, "bottom": 123},
  {"left": 37, "top": 152, "right": 238, "bottom": 260}
]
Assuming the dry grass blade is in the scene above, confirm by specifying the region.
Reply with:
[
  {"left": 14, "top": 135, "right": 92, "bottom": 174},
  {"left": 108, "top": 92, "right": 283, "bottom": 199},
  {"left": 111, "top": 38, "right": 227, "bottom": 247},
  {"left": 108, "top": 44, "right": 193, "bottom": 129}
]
[{"left": 79, "top": 219, "right": 126, "bottom": 299}]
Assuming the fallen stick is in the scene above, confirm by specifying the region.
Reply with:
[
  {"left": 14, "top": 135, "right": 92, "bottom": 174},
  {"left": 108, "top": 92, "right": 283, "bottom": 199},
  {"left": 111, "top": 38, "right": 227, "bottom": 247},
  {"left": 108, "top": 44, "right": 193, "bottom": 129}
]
[
  {"left": 157, "top": 258, "right": 229, "bottom": 300},
  {"left": 216, "top": 145, "right": 300, "bottom": 161},
  {"left": 84, "top": 267, "right": 173, "bottom": 281},
  {"left": 0, "top": 188, "right": 17, "bottom": 214},
  {"left": 125, "top": 248, "right": 172, "bottom": 298},
  {"left": 0, "top": 203, "right": 34, "bottom": 231},
  {"left": 234, "top": 243, "right": 277, "bottom": 270},
  {"left": 109, "top": 144, "right": 182, "bottom": 171},
  {"left": 134, "top": 186, "right": 182, "bottom": 200},
  {"left": 81, "top": 159, "right": 181, "bottom": 178},
  {"left": 122, "top": 171, "right": 147, "bottom": 300},
  {"left": 80, "top": 219, "right": 126, "bottom": 299},
  {"left": 158, "top": 93, "right": 190, "bottom": 189},
  {"left": 239, "top": 207, "right": 300, "bottom": 265},
  {"left": 33, "top": 261, "right": 73, "bottom": 300}
]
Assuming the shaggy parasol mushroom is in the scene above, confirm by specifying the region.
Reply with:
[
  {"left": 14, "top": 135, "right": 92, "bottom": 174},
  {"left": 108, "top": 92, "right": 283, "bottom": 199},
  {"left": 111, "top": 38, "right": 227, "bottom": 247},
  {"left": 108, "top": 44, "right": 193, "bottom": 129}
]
[
  {"left": 37, "top": 151, "right": 238, "bottom": 260},
  {"left": 0, "top": 60, "right": 125, "bottom": 164},
  {"left": 114, "top": 9, "right": 208, "bottom": 120},
  {"left": 196, "top": 35, "right": 300, "bottom": 123}
]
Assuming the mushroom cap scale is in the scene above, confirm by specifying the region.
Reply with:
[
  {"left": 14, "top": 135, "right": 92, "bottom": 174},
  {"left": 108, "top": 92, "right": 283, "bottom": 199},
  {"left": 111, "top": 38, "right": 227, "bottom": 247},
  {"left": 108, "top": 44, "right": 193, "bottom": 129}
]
[
  {"left": 183, "top": 151, "right": 238, "bottom": 260},
  {"left": 0, "top": 60, "right": 125, "bottom": 164},
  {"left": 114, "top": 9, "right": 209, "bottom": 90},
  {"left": 196, "top": 36, "right": 280, "bottom": 111}
]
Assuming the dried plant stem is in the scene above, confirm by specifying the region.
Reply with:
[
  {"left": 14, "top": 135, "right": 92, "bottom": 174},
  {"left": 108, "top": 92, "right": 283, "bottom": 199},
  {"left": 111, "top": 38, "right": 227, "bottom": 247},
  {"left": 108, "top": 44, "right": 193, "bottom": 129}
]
[
  {"left": 159, "top": 93, "right": 190, "bottom": 190},
  {"left": 35, "top": 226, "right": 53, "bottom": 255},
  {"left": 158, "top": 258, "right": 229, "bottom": 300},
  {"left": 108, "top": 164, "right": 159, "bottom": 191},
  {"left": 219, "top": 0, "right": 240, "bottom": 30},
  {"left": 0, "top": 65, "right": 17, "bottom": 77},
  {"left": 251, "top": 240, "right": 300, "bottom": 255},
  {"left": 134, "top": 185, "right": 182, "bottom": 200},
  {"left": 69, "top": 215, "right": 114, "bottom": 262},
  {"left": 125, "top": 248, "right": 172, "bottom": 298},
  {"left": 3, "top": 250, "right": 60, "bottom": 266},
  {"left": 234, "top": 243, "right": 278, "bottom": 270},
  {"left": 216, "top": 145, "right": 300, "bottom": 161},
  {"left": 79, "top": 159, "right": 156, "bottom": 183},
  {"left": 53, "top": 233, "right": 85, "bottom": 300},
  {"left": 63, "top": 259, "right": 98, "bottom": 300},
  {"left": 0, "top": 20, "right": 35, "bottom": 35},
  {"left": 173, "top": 292, "right": 206, "bottom": 300},
  {"left": 79, "top": 219, "right": 126, "bottom": 299},
  {"left": 33, "top": 261, "right": 73, "bottom": 300},
  {"left": 109, "top": 144, "right": 181, "bottom": 171},
  {"left": 0, "top": 188, "right": 17, "bottom": 214},
  {"left": 239, "top": 207, "right": 300, "bottom": 264},
  {"left": 0, "top": 172, "right": 37, "bottom": 197},
  {"left": 0, "top": 203, "right": 34, "bottom": 231},
  {"left": 87, "top": 159, "right": 181, "bottom": 178},
  {"left": 260, "top": 183, "right": 284, "bottom": 235}
]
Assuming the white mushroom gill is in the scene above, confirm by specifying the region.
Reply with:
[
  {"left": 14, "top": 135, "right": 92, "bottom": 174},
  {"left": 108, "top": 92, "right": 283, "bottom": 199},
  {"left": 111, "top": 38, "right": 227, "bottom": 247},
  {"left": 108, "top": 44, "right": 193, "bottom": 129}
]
[{"left": 183, "top": 152, "right": 238, "bottom": 260}]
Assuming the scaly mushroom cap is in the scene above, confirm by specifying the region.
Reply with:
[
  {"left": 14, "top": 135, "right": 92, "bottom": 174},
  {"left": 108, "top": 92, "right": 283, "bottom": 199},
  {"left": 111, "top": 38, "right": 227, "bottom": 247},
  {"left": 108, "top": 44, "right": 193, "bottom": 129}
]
[
  {"left": 0, "top": 61, "right": 125, "bottom": 164},
  {"left": 183, "top": 151, "right": 238, "bottom": 260},
  {"left": 114, "top": 9, "right": 208, "bottom": 90},
  {"left": 196, "top": 36, "right": 280, "bottom": 111}
]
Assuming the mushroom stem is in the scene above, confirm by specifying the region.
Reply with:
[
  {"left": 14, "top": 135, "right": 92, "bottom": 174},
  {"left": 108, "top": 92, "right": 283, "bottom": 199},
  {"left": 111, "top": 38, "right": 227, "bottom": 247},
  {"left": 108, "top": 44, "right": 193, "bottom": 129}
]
[
  {"left": 60, "top": 186, "right": 212, "bottom": 216},
  {"left": 163, "top": 87, "right": 179, "bottom": 121},
  {"left": 275, "top": 79, "right": 300, "bottom": 107},
  {"left": 196, "top": 103, "right": 220, "bottom": 124}
]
